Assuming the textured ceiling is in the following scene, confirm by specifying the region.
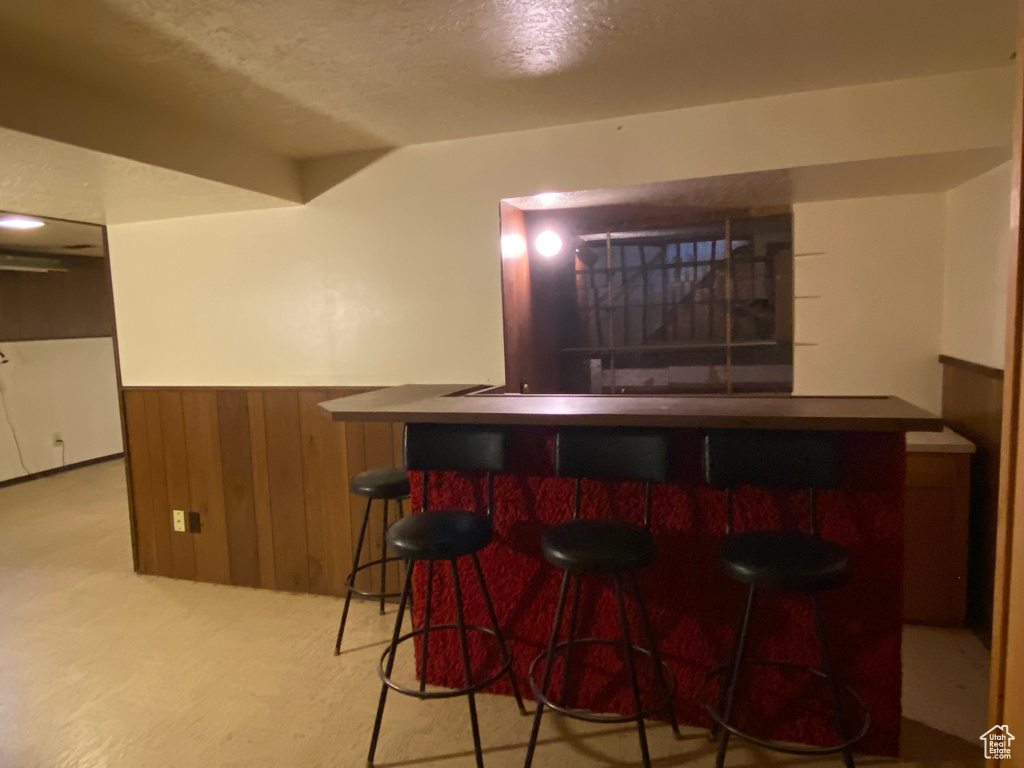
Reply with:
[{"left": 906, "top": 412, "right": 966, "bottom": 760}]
[
  {"left": 0, "top": 127, "right": 298, "bottom": 225},
  {"left": 0, "top": 212, "right": 104, "bottom": 256},
  {"left": 0, "top": 0, "right": 1014, "bottom": 159},
  {"left": 507, "top": 148, "right": 1013, "bottom": 213}
]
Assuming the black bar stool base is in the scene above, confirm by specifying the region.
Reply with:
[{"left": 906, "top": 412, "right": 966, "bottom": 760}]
[
  {"left": 704, "top": 659, "right": 871, "bottom": 756},
  {"left": 523, "top": 572, "right": 680, "bottom": 768},
  {"left": 334, "top": 493, "right": 408, "bottom": 655},
  {"left": 367, "top": 557, "right": 525, "bottom": 768},
  {"left": 378, "top": 623, "right": 516, "bottom": 700},
  {"left": 528, "top": 638, "right": 677, "bottom": 724},
  {"left": 344, "top": 556, "right": 407, "bottom": 602}
]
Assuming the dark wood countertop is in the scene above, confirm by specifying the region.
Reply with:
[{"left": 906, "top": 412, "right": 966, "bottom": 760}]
[{"left": 319, "top": 385, "right": 943, "bottom": 432}]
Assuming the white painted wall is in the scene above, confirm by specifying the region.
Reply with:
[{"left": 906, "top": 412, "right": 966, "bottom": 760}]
[
  {"left": 792, "top": 194, "right": 946, "bottom": 412},
  {"left": 0, "top": 338, "right": 123, "bottom": 483},
  {"left": 106, "top": 68, "right": 1013, "bottom": 396},
  {"left": 942, "top": 161, "right": 1014, "bottom": 370}
]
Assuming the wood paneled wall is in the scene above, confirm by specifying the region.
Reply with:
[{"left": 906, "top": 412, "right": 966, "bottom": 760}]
[
  {"left": 0, "top": 256, "right": 115, "bottom": 341},
  {"left": 123, "top": 387, "right": 405, "bottom": 596},
  {"left": 939, "top": 355, "right": 1004, "bottom": 640},
  {"left": 500, "top": 201, "right": 534, "bottom": 394},
  {"left": 904, "top": 452, "right": 971, "bottom": 625}
]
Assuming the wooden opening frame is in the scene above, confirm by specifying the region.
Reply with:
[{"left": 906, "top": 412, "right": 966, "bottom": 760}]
[{"left": 988, "top": 2, "right": 1024, "bottom": 759}]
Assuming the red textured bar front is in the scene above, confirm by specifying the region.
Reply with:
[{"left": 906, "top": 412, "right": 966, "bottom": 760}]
[{"left": 407, "top": 428, "right": 905, "bottom": 757}]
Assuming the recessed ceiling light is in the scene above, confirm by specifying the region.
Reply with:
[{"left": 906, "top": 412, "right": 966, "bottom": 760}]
[{"left": 0, "top": 216, "right": 46, "bottom": 230}]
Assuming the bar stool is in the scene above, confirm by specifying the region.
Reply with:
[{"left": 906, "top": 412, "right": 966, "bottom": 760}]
[
  {"left": 334, "top": 467, "right": 410, "bottom": 654},
  {"left": 367, "top": 423, "right": 525, "bottom": 768},
  {"left": 524, "top": 427, "right": 680, "bottom": 768},
  {"left": 703, "top": 430, "right": 870, "bottom": 768}
]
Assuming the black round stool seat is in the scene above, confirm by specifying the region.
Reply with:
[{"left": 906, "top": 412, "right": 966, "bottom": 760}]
[
  {"left": 350, "top": 467, "right": 410, "bottom": 499},
  {"left": 719, "top": 531, "right": 851, "bottom": 591},
  {"left": 542, "top": 519, "right": 656, "bottom": 574},
  {"left": 386, "top": 510, "right": 492, "bottom": 561}
]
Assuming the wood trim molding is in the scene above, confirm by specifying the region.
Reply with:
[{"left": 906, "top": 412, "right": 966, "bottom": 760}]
[
  {"left": 989, "top": 0, "right": 1024, "bottom": 745},
  {"left": 939, "top": 354, "right": 1005, "bottom": 381}
]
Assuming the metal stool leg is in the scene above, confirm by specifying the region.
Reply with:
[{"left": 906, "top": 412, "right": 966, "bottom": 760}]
[
  {"left": 561, "top": 575, "right": 582, "bottom": 709},
  {"left": 524, "top": 571, "right": 571, "bottom": 768},
  {"left": 450, "top": 560, "right": 485, "bottom": 768},
  {"left": 709, "top": 596, "right": 744, "bottom": 741},
  {"left": 335, "top": 496, "right": 374, "bottom": 654},
  {"left": 715, "top": 585, "right": 757, "bottom": 768},
  {"left": 379, "top": 499, "right": 390, "bottom": 615},
  {"left": 811, "top": 594, "right": 856, "bottom": 768},
  {"left": 470, "top": 554, "right": 526, "bottom": 713},
  {"left": 612, "top": 574, "right": 652, "bottom": 768},
  {"left": 419, "top": 560, "right": 434, "bottom": 693},
  {"left": 631, "top": 574, "right": 681, "bottom": 737},
  {"left": 367, "top": 561, "right": 414, "bottom": 767}
]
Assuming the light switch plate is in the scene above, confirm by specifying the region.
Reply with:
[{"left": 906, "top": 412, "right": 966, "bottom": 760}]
[{"left": 172, "top": 509, "right": 186, "bottom": 533}]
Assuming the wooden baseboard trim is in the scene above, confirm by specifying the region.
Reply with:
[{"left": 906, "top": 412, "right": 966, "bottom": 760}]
[
  {"left": 0, "top": 453, "right": 124, "bottom": 489},
  {"left": 938, "top": 354, "right": 1004, "bottom": 381}
]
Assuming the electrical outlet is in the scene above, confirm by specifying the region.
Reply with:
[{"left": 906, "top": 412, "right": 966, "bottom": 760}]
[
  {"left": 51, "top": 432, "right": 63, "bottom": 446},
  {"left": 172, "top": 509, "right": 186, "bottom": 533}
]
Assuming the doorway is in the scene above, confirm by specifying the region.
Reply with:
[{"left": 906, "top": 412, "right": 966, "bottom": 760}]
[{"left": 0, "top": 210, "right": 124, "bottom": 487}]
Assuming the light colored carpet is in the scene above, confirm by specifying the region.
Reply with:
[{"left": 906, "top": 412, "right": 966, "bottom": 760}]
[{"left": 0, "top": 460, "right": 988, "bottom": 767}]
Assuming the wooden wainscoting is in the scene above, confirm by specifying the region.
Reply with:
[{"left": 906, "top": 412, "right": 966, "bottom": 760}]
[
  {"left": 0, "top": 255, "right": 115, "bottom": 341},
  {"left": 939, "top": 355, "right": 1004, "bottom": 640},
  {"left": 123, "top": 387, "right": 405, "bottom": 597}
]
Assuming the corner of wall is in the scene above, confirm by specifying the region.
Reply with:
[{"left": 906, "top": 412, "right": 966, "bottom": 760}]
[{"left": 940, "top": 160, "right": 1014, "bottom": 371}]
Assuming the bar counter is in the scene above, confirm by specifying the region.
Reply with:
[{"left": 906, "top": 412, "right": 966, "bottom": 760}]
[
  {"left": 321, "top": 384, "right": 941, "bottom": 432},
  {"left": 321, "top": 386, "right": 943, "bottom": 757}
]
